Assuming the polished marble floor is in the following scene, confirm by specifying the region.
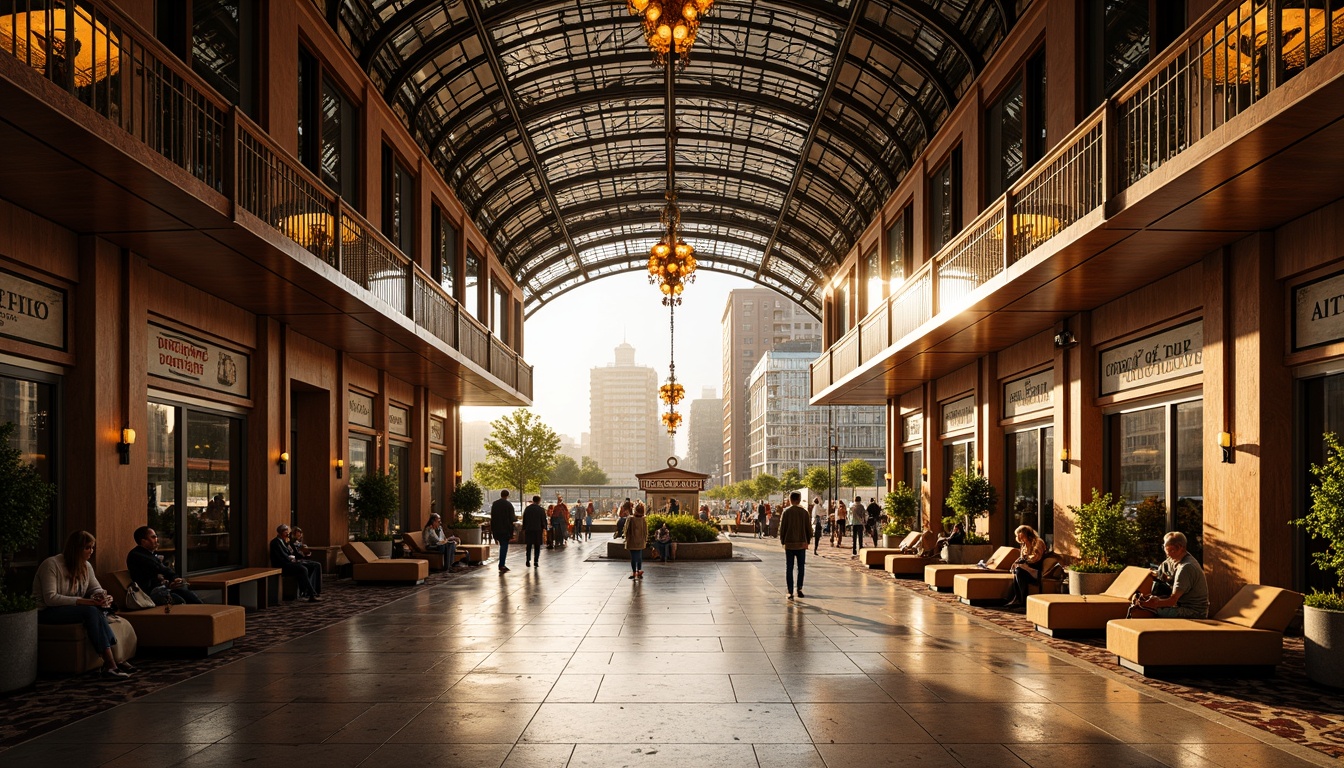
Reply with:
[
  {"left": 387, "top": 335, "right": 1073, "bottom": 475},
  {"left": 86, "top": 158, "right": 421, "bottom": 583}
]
[{"left": 3, "top": 538, "right": 1332, "bottom": 768}]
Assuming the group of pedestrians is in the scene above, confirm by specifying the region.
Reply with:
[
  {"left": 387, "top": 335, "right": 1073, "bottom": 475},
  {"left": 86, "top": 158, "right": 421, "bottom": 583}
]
[{"left": 489, "top": 491, "right": 597, "bottom": 571}]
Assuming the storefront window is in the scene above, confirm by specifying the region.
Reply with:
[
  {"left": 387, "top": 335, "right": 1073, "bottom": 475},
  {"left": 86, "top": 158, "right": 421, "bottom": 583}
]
[
  {"left": 944, "top": 438, "right": 974, "bottom": 527},
  {"left": 1297, "top": 375, "right": 1344, "bottom": 593},
  {"left": 1, "top": 370, "right": 57, "bottom": 560},
  {"left": 430, "top": 450, "right": 446, "bottom": 520},
  {"left": 1108, "top": 399, "right": 1202, "bottom": 563},
  {"left": 348, "top": 435, "right": 371, "bottom": 480},
  {"left": 1007, "top": 426, "right": 1054, "bottom": 545},
  {"left": 903, "top": 449, "right": 923, "bottom": 526},
  {"left": 146, "top": 402, "right": 179, "bottom": 571},
  {"left": 389, "top": 442, "right": 410, "bottom": 534}
]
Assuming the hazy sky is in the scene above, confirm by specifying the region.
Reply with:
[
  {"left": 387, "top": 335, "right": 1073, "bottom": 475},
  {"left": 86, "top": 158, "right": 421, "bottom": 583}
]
[{"left": 463, "top": 270, "right": 780, "bottom": 456}]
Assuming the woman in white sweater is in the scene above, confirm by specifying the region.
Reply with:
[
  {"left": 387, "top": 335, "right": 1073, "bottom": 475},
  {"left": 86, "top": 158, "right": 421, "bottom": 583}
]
[{"left": 33, "top": 530, "right": 135, "bottom": 680}]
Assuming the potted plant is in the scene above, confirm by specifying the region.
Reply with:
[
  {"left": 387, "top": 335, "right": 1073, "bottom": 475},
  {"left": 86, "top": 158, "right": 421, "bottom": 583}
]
[
  {"left": 943, "top": 469, "right": 997, "bottom": 564},
  {"left": 350, "top": 469, "right": 399, "bottom": 558},
  {"left": 450, "top": 480, "right": 485, "bottom": 545},
  {"left": 1067, "top": 489, "right": 1137, "bottom": 595},
  {"left": 882, "top": 482, "right": 918, "bottom": 547},
  {"left": 0, "top": 422, "right": 57, "bottom": 693},
  {"left": 1295, "top": 432, "right": 1344, "bottom": 688}
]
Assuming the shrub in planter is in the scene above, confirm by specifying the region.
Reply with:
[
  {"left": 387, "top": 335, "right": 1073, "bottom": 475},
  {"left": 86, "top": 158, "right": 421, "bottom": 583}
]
[
  {"left": 350, "top": 469, "right": 399, "bottom": 541},
  {"left": 1068, "top": 489, "right": 1136, "bottom": 571},
  {"left": 450, "top": 480, "right": 485, "bottom": 527},
  {"left": 645, "top": 514, "right": 720, "bottom": 543},
  {"left": 1295, "top": 432, "right": 1344, "bottom": 687},
  {"left": 945, "top": 469, "right": 997, "bottom": 537},
  {"left": 0, "top": 421, "right": 57, "bottom": 693},
  {"left": 884, "top": 482, "right": 918, "bottom": 533}
]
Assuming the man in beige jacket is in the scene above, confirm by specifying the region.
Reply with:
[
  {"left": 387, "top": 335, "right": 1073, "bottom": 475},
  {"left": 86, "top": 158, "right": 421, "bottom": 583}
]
[{"left": 778, "top": 491, "right": 811, "bottom": 600}]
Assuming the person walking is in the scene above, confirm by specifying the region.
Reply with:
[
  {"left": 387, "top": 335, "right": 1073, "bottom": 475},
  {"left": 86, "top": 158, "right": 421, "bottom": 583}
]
[
  {"left": 522, "top": 495, "right": 546, "bottom": 568},
  {"left": 551, "top": 497, "right": 570, "bottom": 548},
  {"left": 865, "top": 497, "right": 882, "bottom": 549},
  {"left": 615, "top": 498, "right": 631, "bottom": 539},
  {"left": 848, "top": 496, "right": 865, "bottom": 556},
  {"left": 778, "top": 491, "right": 810, "bottom": 600},
  {"left": 585, "top": 501, "right": 594, "bottom": 540},
  {"left": 625, "top": 502, "right": 648, "bottom": 579},
  {"left": 490, "top": 490, "right": 516, "bottom": 572},
  {"left": 810, "top": 499, "right": 823, "bottom": 555}
]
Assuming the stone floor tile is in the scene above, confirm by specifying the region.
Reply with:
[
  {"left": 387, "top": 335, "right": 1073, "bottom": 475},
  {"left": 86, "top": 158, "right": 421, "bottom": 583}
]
[
  {"left": 1007, "top": 743, "right": 1171, "bottom": 768},
  {"left": 443, "top": 673, "right": 561, "bottom": 702},
  {"left": 793, "top": 702, "right": 934, "bottom": 743},
  {"left": 323, "top": 702, "right": 432, "bottom": 743},
  {"left": 566, "top": 744, "right": 759, "bottom": 767},
  {"left": 595, "top": 674, "right": 737, "bottom": 702},
  {"left": 521, "top": 703, "right": 810, "bottom": 743},
  {"left": 358, "top": 742, "right": 512, "bottom": 767},
  {"left": 816, "top": 743, "right": 964, "bottom": 767},
  {"left": 545, "top": 674, "right": 604, "bottom": 702},
  {"left": 904, "top": 672, "right": 1050, "bottom": 703},
  {"left": 777, "top": 674, "right": 894, "bottom": 702},
  {"left": 389, "top": 702, "right": 541, "bottom": 743},
  {"left": 901, "top": 702, "right": 1119, "bottom": 744},
  {"left": 944, "top": 743, "right": 1033, "bottom": 767},
  {"left": 730, "top": 674, "right": 791, "bottom": 702},
  {"left": 500, "top": 743, "right": 577, "bottom": 768},
  {"left": 1058, "top": 702, "right": 1264, "bottom": 744},
  {"left": 176, "top": 742, "right": 378, "bottom": 768},
  {"left": 218, "top": 702, "right": 372, "bottom": 743},
  {"left": 752, "top": 743, "right": 827, "bottom": 768}
]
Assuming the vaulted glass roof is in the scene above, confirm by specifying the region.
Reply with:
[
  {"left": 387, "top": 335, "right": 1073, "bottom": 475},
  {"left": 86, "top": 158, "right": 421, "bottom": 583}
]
[{"left": 339, "top": 0, "right": 1017, "bottom": 315}]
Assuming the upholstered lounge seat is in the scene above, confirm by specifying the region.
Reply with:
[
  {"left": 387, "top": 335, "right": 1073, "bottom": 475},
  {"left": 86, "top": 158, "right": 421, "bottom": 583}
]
[
  {"left": 883, "top": 531, "right": 942, "bottom": 576},
  {"left": 37, "top": 616, "right": 137, "bottom": 675},
  {"left": 103, "top": 571, "right": 246, "bottom": 655},
  {"left": 953, "top": 555, "right": 1064, "bottom": 604},
  {"left": 342, "top": 541, "right": 429, "bottom": 584},
  {"left": 1106, "top": 584, "right": 1304, "bottom": 676},
  {"left": 403, "top": 531, "right": 466, "bottom": 571},
  {"left": 923, "top": 546, "right": 1019, "bottom": 591},
  {"left": 858, "top": 531, "right": 922, "bottom": 568},
  {"left": 1026, "top": 566, "right": 1154, "bottom": 635}
]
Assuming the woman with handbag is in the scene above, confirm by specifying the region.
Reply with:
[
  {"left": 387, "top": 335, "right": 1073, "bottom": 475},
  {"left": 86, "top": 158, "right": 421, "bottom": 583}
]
[
  {"left": 624, "top": 502, "right": 648, "bottom": 579},
  {"left": 1004, "top": 525, "right": 1048, "bottom": 609},
  {"left": 33, "top": 530, "right": 137, "bottom": 680}
]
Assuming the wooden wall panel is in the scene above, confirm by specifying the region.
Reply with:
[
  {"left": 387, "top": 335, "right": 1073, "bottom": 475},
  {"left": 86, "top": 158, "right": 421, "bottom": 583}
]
[
  {"left": 247, "top": 317, "right": 285, "bottom": 568},
  {"left": 0, "top": 197, "right": 78, "bottom": 281},
  {"left": 996, "top": 329, "right": 1053, "bottom": 380},
  {"left": 1276, "top": 197, "right": 1344, "bottom": 281},
  {"left": 266, "top": 1, "right": 300, "bottom": 155},
  {"left": 146, "top": 270, "right": 256, "bottom": 350},
  {"left": 1054, "top": 312, "right": 1103, "bottom": 559},
  {"left": 899, "top": 386, "right": 923, "bottom": 414},
  {"left": 1091, "top": 262, "right": 1204, "bottom": 346},
  {"left": 936, "top": 361, "right": 978, "bottom": 402}
]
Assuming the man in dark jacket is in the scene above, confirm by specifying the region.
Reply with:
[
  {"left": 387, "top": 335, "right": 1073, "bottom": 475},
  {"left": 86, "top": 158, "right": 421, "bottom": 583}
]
[
  {"left": 126, "top": 526, "right": 202, "bottom": 604},
  {"left": 522, "top": 495, "right": 547, "bottom": 568},
  {"left": 270, "top": 524, "right": 321, "bottom": 602},
  {"left": 865, "top": 497, "right": 882, "bottom": 548},
  {"left": 778, "top": 491, "right": 811, "bottom": 600},
  {"left": 490, "top": 490, "right": 517, "bottom": 572}
]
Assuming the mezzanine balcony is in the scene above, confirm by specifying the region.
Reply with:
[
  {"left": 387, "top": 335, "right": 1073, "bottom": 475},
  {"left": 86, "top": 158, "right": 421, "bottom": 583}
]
[{"left": 813, "top": 0, "right": 1344, "bottom": 405}]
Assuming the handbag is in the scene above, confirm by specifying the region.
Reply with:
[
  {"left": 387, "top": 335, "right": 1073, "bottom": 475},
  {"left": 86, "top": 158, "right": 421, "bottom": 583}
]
[{"left": 123, "top": 581, "right": 155, "bottom": 610}]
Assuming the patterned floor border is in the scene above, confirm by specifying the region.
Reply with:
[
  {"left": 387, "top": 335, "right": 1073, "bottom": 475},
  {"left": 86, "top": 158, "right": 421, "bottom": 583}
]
[{"left": 804, "top": 540, "right": 1344, "bottom": 761}]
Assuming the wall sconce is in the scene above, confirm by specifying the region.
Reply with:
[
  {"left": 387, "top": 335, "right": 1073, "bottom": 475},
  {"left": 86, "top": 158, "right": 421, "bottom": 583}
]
[
  {"left": 117, "top": 428, "right": 136, "bottom": 465},
  {"left": 1059, "top": 447, "right": 1070, "bottom": 474},
  {"left": 920, "top": 466, "right": 928, "bottom": 479},
  {"left": 973, "top": 459, "right": 983, "bottom": 473},
  {"left": 1218, "top": 432, "right": 1233, "bottom": 463},
  {"left": 335, "top": 459, "right": 344, "bottom": 479},
  {"left": 278, "top": 452, "right": 289, "bottom": 474},
  {"left": 423, "top": 465, "right": 432, "bottom": 481}
]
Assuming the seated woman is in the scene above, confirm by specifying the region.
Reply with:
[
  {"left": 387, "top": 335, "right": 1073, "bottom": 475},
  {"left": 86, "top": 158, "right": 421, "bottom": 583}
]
[
  {"left": 422, "top": 513, "right": 458, "bottom": 568},
  {"left": 652, "top": 523, "right": 674, "bottom": 562},
  {"left": 1004, "top": 524, "right": 1048, "bottom": 609},
  {"left": 34, "top": 530, "right": 136, "bottom": 680}
]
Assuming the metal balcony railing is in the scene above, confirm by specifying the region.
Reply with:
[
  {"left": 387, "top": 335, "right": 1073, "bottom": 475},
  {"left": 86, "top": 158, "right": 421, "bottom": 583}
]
[{"left": 0, "top": 0, "right": 531, "bottom": 401}]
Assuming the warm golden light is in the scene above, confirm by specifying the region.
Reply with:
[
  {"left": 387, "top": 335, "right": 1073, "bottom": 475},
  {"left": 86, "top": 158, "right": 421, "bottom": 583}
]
[
  {"left": 627, "top": 0, "right": 715, "bottom": 65},
  {"left": 0, "top": 2, "right": 121, "bottom": 87},
  {"left": 278, "top": 212, "right": 358, "bottom": 249},
  {"left": 121, "top": 428, "right": 136, "bottom": 445},
  {"left": 279, "top": 452, "right": 289, "bottom": 462}
]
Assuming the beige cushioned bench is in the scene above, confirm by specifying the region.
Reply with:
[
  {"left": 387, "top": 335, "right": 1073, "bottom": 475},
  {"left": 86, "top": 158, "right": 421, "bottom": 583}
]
[
  {"left": 104, "top": 571, "right": 246, "bottom": 655},
  {"left": 923, "top": 546, "right": 1019, "bottom": 591},
  {"left": 458, "top": 543, "right": 491, "bottom": 564},
  {"left": 954, "top": 555, "right": 1064, "bottom": 604},
  {"left": 342, "top": 541, "right": 429, "bottom": 584},
  {"left": 38, "top": 616, "right": 137, "bottom": 675},
  {"left": 1106, "top": 584, "right": 1303, "bottom": 676},
  {"left": 1026, "top": 566, "right": 1154, "bottom": 635},
  {"left": 858, "top": 531, "right": 921, "bottom": 568},
  {"left": 403, "top": 531, "right": 467, "bottom": 571},
  {"left": 883, "top": 531, "right": 941, "bottom": 576}
]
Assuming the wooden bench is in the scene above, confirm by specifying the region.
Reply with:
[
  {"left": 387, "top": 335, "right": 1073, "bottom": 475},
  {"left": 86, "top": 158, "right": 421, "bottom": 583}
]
[
  {"left": 403, "top": 531, "right": 468, "bottom": 571},
  {"left": 190, "top": 567, "right": 282, "bottom": 610},
  {"left": 459, "top": 543, "right": 490, "bottom": 564}
]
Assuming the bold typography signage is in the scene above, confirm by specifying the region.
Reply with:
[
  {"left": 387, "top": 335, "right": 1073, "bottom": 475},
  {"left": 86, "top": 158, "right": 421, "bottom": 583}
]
[
  {"left": 147, "top": 325, "right": 248, "bottom": 397},
  {"left": 0, "top": 269, "right": 66, "bottom": 350},
  {"left": 1004, "top": 369, "right": 1053, "bottom": 418},
  {"left": 639, "top": 477, "right": 707, "bottom": 491},
  {"left": 1294, "top": 272, "right": 1344, "bottom": 351},
  {"left": 388, "top": 405, "right": 410, "bottom": 437},
  {"left": 429, "top": 417, "right": 445, "bottom": 444},
  {"left": 348, "top": 391, "right": 374, "bottom": 428},
  {"left": 902, "top": 412, "right": 923, "bottom": 444},
  {"left": 941, "top": 396, "right": 975, "bottom": 434},
  {"left": 1100, "top": 321, "right": 1203, "bottom": 396}
]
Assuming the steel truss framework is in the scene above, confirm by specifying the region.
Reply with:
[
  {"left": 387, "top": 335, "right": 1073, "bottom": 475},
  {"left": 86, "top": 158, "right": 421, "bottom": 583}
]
[{"left": 337, "top": 0, "right": 1016, "bottom": 316}]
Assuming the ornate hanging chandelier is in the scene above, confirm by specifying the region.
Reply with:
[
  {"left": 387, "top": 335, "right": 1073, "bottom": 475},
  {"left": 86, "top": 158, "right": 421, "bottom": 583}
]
[
  {"left": 627, "top": 0, "right": 715, "bottom": 67},
  {"left": 660, "top": 302, "right": 683, "bottom": 437},
  {"left": 647, "top": 191, "right": 697, "bottom": 305}
]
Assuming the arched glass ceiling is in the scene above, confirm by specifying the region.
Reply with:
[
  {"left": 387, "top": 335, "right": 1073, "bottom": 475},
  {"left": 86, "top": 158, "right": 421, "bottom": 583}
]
[{"left": 338, "top": 0, "right": 1017, "bottom": 316}]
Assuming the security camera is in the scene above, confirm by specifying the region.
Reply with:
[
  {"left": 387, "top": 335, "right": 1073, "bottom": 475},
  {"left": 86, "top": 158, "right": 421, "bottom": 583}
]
[{"left": 1053, "top": 330, "right": 1076, "bottom": 348}]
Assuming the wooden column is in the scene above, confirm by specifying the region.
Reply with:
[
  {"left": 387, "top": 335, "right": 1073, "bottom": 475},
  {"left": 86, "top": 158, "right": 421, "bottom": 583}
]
[
  {"left": 248, "top": 316, "right": 286, "bottom": 567},
  {"left": 1053, "top": 312, "right": 1103, "bottom": 560}
]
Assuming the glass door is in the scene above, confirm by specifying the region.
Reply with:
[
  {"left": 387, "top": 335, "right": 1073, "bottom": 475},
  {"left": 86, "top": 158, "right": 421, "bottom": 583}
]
[
  {"left": 902, "top": 449, "right": 923, "bottom": 527},
  {"left": 1107, "top": 399, "right": 1203, "bottom": 563},
  {"left": 0, "top": 368, "right": 59, "bottom": 561},
  {"left": 389, "top": 442, "right": 410, "bottom": 535},
  {"left": 1006, "top": 426, "right": 1054, "bottom": 546}
]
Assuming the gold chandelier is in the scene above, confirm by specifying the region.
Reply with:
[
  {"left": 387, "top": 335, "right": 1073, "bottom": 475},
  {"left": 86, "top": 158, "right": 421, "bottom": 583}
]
[
  {"left": 647, "top": 192, "right": 697, "bottom": 304},
  {"left": 628, "top": 0, "right": 715, "bottom": 67},
  {"left": 660, "top": 409, "right": 683, "bottom": 435}
]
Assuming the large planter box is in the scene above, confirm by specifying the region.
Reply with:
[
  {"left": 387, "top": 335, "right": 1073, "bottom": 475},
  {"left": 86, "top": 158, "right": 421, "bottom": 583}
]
[
  {"left": 604, "top": 540, "right": 733, "bottom": 560},
  {"left": 1304, "top": 604, "right": 1344, "bottom": 688},
  {"left": 944, "top": 544, "right": 993, "bottom": 565},
  {"left": 882, "top": 534, "right": 906, "bottom": 548},
  {"left": 0, "top": 609, "right": 37, "bottom": 693},
  {"left": 450, "top": 526, "right": 483, "bottom": 545},
  {"left": 1068, "top": 569, "right": 1121, "bottom": 595}
]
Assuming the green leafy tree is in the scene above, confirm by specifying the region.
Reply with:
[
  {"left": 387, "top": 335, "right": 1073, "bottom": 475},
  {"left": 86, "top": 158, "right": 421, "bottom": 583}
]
[
  {"left": 753, "top": 473, "right": 781, "bottom": 501},
  {"left": 803, "top": 466, "right": 832, "bottom": 499},
  {"left": 577, "top": 457, "right": 609, "bottom": 485},
  {"left": 0, "top": 422, "right": 56, "bottom": 612},
  {"left": 450, "top": 480, "right": 484, "bottom": 527},
  {"left": 1297, "top": 432, "right": 1344, "bottom": 605},
  {"left": 1068, "top": 489, "right": 1137, "bottom": 571},
  {"left": 472, "top": 409, "right": 562, "bottom": 500},
  {"left": 350, "top": 469, "right": 400, "bottom": 541},
  {"left": 779, "top": 467, "right": 803, "bottom": 491},
  {"left": 548, "top": 455, "right": 581, "bottom": 484},
  {"left": 945, "top": 468, "right": 998, "bottom": 537},
  {"left": 840, "top": 459, "right": 875, "bottom": 495},
  {"left": 884, "top": 481, "right": 920, "bottom": 531}
]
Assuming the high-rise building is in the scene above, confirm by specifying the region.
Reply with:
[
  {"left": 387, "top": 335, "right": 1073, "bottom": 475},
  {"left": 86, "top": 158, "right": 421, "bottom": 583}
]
[
  {"left": 721, "top": 289, "right": 821, "bottom": 483},
  {"left": 590, "top": 343, "right": 663, "bottom": 485},
  {"left": 461, "top": 421, "right": 493, "bottom": 482},
  {"left": 686, "top": 387, "right": 723, "bottom": 482},
  {"left": 747, "top": 342, "right": 884, "bottom": 480}
]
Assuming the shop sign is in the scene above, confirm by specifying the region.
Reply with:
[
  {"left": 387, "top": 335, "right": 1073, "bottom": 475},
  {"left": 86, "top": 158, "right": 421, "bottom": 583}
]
[
  {"left": 941, "top": 396, "right": 975, "bottom": 434},
  {"left": 1004, "top": 369, "right": 1053, "bottom": 418},
  {"left": 902, "top": 412, "right": 923, "bottom": 444},
  {"left": 1293, "top": 272, "right": 1344, "bottom": 351},
  {"left": 0, "top": 268, "right": 66, "bottom": 350},
  {"left": 429, "top": 417, "right": 445, "bottom": 444},
  {"left": 348, "top": 391, "right": 374, "bottom": 427},
  {"left": 639, "top": 477, "right": 706, "bottom": 491},
  {"left": 1100, "top": 321, "right": 1203, "bottom": 396},
  {"left": 388, "top": 405, "right": 410, "bottom": 436},
  {"left": 147, "top": 324, "right": 248, "bottom": 397}
]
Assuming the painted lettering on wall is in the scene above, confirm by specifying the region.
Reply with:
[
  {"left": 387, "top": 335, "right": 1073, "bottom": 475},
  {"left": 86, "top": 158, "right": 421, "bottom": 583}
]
[
  {"left": 639, "top": 478, "right": 706, "bottom": 491},
  {"left": 147, "top": 324, "right": 249, "bottom": 397},
  {"left": 1003, "top": 370, "right": 1054, "bottom": 418},
  {"left": 430, "top": 418, "right": 445, "bottom": 444},
  {"left": 941, "top": 396, "right": 975, "bottom": 435},
  {"left": 1294, "top": 272, "right": 1344, "bottom": 351},
  {"left": 388, "top": 405, "right": 410, "bottom": 436},
  {"left": 1099, "top": 321, "right": 1203, "bottom": 396},
  {"left": 903, "top": 412, "right": 923, "bottom": 444},
  {"left": 348, "top": 392, "right": 374, "bottom": 428},
  {"left": 0, "top": 269, "right": 66, "bottom": 349}
]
